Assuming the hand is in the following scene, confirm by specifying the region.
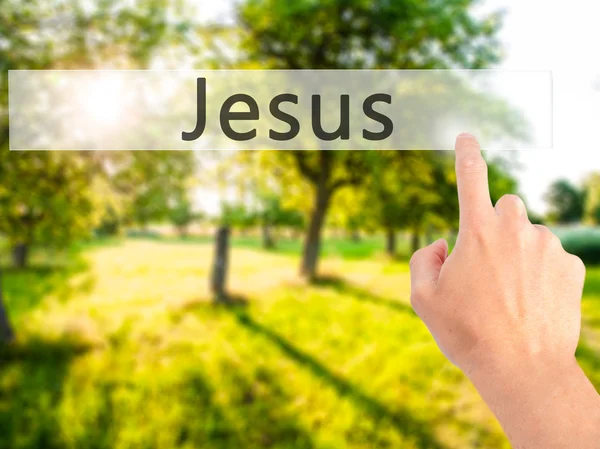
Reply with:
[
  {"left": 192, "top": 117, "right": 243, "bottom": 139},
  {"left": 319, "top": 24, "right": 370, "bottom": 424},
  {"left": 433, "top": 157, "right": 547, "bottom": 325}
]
[
  {"left": 409, "top": 133, "right": 600, "bottom": 449},
  {"left": 410, "top": 133, "right": 585, "bottom": 376}
]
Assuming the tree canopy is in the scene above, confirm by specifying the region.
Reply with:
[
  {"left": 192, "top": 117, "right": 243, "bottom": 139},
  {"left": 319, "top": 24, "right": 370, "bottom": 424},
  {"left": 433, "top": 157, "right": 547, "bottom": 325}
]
[
  {"left": 545, "top": 179, "right": 585, "bottom": 224},
  {"left": 234, "top": 0, "right": 506, "bottom": 279}
]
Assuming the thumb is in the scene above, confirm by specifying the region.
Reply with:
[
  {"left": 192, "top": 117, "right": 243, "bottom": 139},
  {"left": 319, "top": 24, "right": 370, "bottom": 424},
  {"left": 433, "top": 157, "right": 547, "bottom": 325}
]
[{"left": 410, "top": 238, "right": 448, "bottom": 291}]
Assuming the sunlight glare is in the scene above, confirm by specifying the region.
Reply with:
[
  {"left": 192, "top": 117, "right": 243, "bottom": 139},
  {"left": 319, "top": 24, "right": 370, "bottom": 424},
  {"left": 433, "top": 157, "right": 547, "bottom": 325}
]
[{"left": 81, "top": 77, "right": 124, "bottom": 128}]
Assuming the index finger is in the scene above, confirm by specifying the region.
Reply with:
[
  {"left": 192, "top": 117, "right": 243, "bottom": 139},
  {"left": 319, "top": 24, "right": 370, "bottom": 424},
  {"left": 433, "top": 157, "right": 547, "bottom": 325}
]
[{"left": 454, "top": 133, "right": 493, "bottom": 226}]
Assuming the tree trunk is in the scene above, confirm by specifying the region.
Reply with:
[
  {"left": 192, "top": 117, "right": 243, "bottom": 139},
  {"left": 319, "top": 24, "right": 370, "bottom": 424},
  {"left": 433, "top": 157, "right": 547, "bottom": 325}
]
[
  {"left": 425, "top": 224, "right": 435, "bottom": 245},
  {"left": 411, "top": 231, "right": 421, "bottom": 254},
  {"left": 0, "top": 269, "right": 14, "bottom": 343},
  {"left": 350, "top": 229, "right": 361, "bottom": 242},
  {"left": 177, "top": 226, "right": 188, "bottom": 239},
  {"left": 262, "top": 223, "right": 275, "bottom": 249},
  {"left": 300, "top": 184, "right": 330, "bottom": 281},
  {"left": 386, "top": 228, "right": 396, "bottom": 257},
  {"left": 12, "top": 243, "right": 28, "bottom": 268},
  {"left": 211, "top": 226, "right": 230, "bottom": 302}
]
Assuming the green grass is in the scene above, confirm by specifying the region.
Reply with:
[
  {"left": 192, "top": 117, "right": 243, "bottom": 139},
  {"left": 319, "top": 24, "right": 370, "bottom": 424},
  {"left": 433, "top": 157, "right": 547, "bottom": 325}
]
[
  {"left": 0, "top": 237, "right": 599, "bottom": 449},
  {"left": 126, "top": 232, "right": 409, "bottom": 260}
]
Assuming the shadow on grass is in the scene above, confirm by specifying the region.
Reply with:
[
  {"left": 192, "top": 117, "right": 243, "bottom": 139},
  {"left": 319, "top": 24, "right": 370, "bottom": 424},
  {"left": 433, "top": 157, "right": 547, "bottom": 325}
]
[
  {"left": 313, "top": 275, "right": 414, "bottom": 315},
  {"left": 1, "top": 255, "right": 95, "bottom": 322},
  {"left": 178, "top": 364, "right": 316, "bottom": 449},
  {"left": 227, "top": 308, "right": 447, "bottom": 449},
  {"left": 176, "top": 370, "right": 245, "bottom": 448},
  {"left": 0, "top": 338, "right": 95, "bottom": 449},
  {"left": 212, "top": 292, "right": 250, "bottom": 306}
]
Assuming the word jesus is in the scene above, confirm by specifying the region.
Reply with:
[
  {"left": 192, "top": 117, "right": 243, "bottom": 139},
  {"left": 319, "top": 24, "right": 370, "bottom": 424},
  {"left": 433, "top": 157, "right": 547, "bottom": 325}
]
[{"left": 181, "top": 77, "right": 394, "bottom": 143}]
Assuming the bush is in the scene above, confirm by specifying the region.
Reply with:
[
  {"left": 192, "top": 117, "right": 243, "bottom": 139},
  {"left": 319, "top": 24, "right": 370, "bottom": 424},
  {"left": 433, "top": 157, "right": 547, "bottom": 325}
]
[{"left": 555, "top": 226, "right": 600, "bottom": 265}]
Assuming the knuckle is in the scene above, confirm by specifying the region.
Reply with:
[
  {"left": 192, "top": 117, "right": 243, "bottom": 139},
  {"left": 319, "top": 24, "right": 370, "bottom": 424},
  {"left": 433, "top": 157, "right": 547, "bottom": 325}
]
[
  {"left": 496, "top": 194, "right": 525, "bottom": 211},
  {"left": 409, "top": 246, "right": 435, "bottom": 268},
  {"left": 457, "top": 155, "right": 487, "bottom": 174},
  {"left": 536, "top": 225, "right": 561, "bottom": 247},
  {"left": 409, "top": 249, "right": 424, "bottom": 268},
  {"left": 468, "top": 226, "right": 485, "bottom": 241},
  {"left": 410, "top": 284, "right": 432, "bottom": 308},
  {"left": 463, "top": 219, "right": 489, "bottom": 241},
  {"left": 500, "top": 194, "right": 522, "bottom": 206},
  {"left": 566, "top": 253, "right": 586, "bottom": 277}
]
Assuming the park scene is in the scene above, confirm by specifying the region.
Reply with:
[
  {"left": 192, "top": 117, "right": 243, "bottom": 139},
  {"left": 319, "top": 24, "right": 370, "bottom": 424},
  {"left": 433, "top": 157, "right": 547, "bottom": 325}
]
[{"left": 1, "top": 0, "right": 599, "bottom": 448}]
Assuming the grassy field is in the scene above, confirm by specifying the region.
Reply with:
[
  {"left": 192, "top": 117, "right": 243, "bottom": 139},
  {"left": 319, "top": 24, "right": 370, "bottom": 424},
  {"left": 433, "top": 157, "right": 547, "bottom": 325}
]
[{"left": 1, "top": 237, "right": 599, "bottom": 449}]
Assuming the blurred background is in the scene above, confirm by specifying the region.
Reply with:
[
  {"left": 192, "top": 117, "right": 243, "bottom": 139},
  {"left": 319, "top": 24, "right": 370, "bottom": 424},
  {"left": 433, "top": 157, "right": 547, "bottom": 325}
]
[{"left": 1, "top": 0, "right": 599, "bottom": 448}]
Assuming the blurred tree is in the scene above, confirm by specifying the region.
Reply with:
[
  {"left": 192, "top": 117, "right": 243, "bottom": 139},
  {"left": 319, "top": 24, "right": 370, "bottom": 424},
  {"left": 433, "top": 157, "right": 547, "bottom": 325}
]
[
  {"left": 231, "top": 150, "right": 307, "bottom": 248},
  {"left": 584, "top": 173, "right": 600, "bottom": 225},
  {"left": 0, "top": 270, "right": 14, "bottom": 343},
  {"left": 0, "top": 151, "right": 100, "bottom": 267},
  {"left": 328, "top": 186, "right": 372, "bottom": 243},
  {"left": 488, "top": 159, "right": 518, "bottom": 200},
  {"left": 258, "top": 195, "right": 280, "bottom": 249},
  {"left": 96, "top": 205, "right": 123, "bottom": 237},
  {"left": 384, "top": 152, "right": 440, "bottom": 256},
  {"left": 1, "top": 0, "right": 200, "bottom": 253},
  {"left": 277, "top": 208, "right": 305, "bottom": 238},
  {"left": 527, "top": 210, "right": 545, "bottom": 226},
  {"left": 257, "top": 193, "right": 305, "bottom": 248},
  {"left": 110, "top": 152, "right": 198, "bottom": 231},
  {"left": 545, "top": 179, "right": 585, "bottom": 224},
  {"left": 362, "top": 151, "right": 517, "bottom": 256},
  {"left": 220, "top": 202, "right": 257, "bottom": 232},
  {"left": 0, "top": 0, "right": 200, "bottom": 336},
  {"left": 168, "top": 193, "right": 201, "bottom": 238},
  {"left": 367, "top": 152, "right": 448, "bottom": 255},
  {"left": 1, "top": 0, "right": 198, "bottom": 140},
  {"left": 237, "top": 0, "right": 504, "bottom": 279}
]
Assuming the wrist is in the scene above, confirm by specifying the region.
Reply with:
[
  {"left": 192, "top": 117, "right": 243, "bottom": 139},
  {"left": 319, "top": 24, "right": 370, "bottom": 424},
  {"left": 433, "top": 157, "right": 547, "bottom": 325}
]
[
  {"left": 465, "top": 345, "right": 579, "bottom": 390},
  {"left": 454, "top": 333, "right": 577, "bottom": 384},
  {"left": 465, "top": 347, "right": 600, "bottom": 447}
]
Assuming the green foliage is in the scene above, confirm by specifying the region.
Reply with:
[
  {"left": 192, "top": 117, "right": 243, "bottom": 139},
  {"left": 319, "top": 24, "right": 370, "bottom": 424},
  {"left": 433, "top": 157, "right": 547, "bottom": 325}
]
[
  {"left": 168, "top": 194, "right": 201, "bottom": 236},
  {"left": 341, "top": 151, "right": 518, "bottom": 238},
  {"left": 0, "top": 152, "right": 100, "bottom": 248},
  {"left": 238, "top": 0, "right": 503, "bottom": 70},
  {"left": 0, "top": 0, "right": 200, "bottom": 254},
  {"left": 327, "top": 185, "right": 372, "bottom": 235},
  {"left": 95, "top": 205, "right": 122, "bottom": 237},
  {"left": 226, "top": 151, "right": 306, "bottom": 232},
  {"left": 487, "top": 157, "right": 519, "bottom": 204},
  {"left": 544, "top": 179, "right": 585, "bottom": 224},
  {"left": 220, "top": 202, "right": 257, "bottom": 229},
  {"left": 556, "top": 227, "right": 600, "bottom": 265},
  {"left": 110, "top": 151, "right": 198, "bottom": 228},
  {"left": 366, "top": 152, "right": 454, "bottom": 235},
  {"left": 527, "top": 211, "right": 545, "bottom": 226},
  {"left": 235, "top": 0, "right": 507, "bottom": 277},
  {"left": 258, "top": 194, "right": 305, "bottom": 230}
]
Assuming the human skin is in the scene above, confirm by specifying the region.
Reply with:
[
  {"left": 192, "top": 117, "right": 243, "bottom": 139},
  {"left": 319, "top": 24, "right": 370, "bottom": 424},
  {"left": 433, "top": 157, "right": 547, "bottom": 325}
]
[{"left": 409, "top": 133, "right": 600, "bottom": 448}]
